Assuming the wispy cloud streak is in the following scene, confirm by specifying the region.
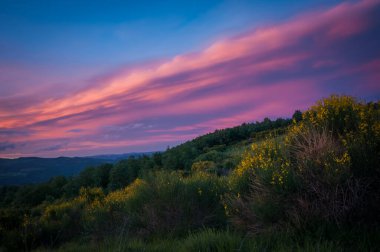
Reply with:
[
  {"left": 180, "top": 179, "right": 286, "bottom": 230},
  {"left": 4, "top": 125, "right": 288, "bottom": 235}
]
[{"left": 1, "top": 0, "right": 379, "bottom": 157}]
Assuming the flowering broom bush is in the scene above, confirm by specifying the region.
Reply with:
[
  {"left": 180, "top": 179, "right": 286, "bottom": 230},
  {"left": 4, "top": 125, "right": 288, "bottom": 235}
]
[{"left": 227, "top": 95, "right": 380, "bottom": 232}]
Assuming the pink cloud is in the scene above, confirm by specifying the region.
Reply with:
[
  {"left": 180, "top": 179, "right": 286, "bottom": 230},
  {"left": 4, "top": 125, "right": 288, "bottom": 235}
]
[{"left": 1, "top": 0, "right": 380, "bottom": 157}]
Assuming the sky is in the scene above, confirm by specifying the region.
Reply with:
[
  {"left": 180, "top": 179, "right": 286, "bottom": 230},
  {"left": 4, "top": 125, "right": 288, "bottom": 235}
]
[{"left": 0, "top": 0, "right": 379, "bottom": 158}]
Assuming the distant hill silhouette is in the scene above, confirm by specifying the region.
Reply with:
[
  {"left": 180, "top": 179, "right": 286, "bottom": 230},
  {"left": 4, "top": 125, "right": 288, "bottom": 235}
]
[{"left": 0, "top": 152, "right": 152, "bottom": 185}]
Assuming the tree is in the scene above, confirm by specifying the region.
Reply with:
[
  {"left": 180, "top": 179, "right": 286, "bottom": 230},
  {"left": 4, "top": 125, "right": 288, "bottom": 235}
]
[{"left": 292, "top": 110, "right": 303, "bottom": 123}]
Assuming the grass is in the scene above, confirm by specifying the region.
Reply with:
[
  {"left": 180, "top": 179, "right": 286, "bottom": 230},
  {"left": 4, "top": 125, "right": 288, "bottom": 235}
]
[{"left": 35, "top": 228, "right": 365, "bottom": 252}]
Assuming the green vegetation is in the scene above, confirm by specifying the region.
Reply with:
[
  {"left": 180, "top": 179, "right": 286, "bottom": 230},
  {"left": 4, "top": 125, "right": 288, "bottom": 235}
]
[{"left": 1, "top": 95, "right": 379, "bottom": 251}]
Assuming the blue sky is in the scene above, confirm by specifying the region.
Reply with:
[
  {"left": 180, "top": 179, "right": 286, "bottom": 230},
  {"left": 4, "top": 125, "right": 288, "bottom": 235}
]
[
  {"left": 1, "top": 0, "right": 341, "bottom": 67},
  {"left": 1, "top": 0, "right": 379, "bottom": 157}
]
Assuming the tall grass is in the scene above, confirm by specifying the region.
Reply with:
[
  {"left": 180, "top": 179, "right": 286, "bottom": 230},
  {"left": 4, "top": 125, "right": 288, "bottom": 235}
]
[{"left": 36, "top": 228, "right": 355, "bottom": 252}]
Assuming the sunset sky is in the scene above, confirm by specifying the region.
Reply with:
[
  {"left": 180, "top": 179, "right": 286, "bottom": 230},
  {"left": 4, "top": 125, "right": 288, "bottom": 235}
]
[{"left": 1, "top": 0, "right": 379, "bottom": 158}]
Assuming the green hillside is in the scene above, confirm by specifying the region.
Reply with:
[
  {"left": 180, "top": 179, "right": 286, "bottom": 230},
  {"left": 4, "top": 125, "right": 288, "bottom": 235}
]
[{"left": 0, "top": 95, "right": 379, "bottom": 251}]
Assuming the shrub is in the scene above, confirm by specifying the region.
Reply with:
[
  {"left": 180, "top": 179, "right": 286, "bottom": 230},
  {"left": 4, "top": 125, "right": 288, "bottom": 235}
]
[
  {"left": 227, "top": 137, "right": 291, "bottom": 233},
  {"left": 0, "top": 208, "right": 25, "bottom": 251},
  {"left": 286, "top": 128, "right": 361, "bottom": 227},
  {"left": 191, "top": 160, "right": 217, "bottom": 174},
  {"left": 81, "top": 179, "right": 147, "bottom": 241},
  {"left": 37, "top": 187, "right": 104, "bottom": 247},
  {"left": 288, "top": 95, "right": 380, "bottom": 223},
  {"left": 124, "top": 171, "right": 228, "bottom": 237},
  {"left": 38, "top": 198, "right": 84, "bottom": 247},
  {"left": 227, "top": 95, "right": 380, "bottom": 233},
  {"left": 76, "top": 172, "right": 228, "bottom": 239},
  {"left": 290, "top": 95, "right": 380, "bottom": 178}
]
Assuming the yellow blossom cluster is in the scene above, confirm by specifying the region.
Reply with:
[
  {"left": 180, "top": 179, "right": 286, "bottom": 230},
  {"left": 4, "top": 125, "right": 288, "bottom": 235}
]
[{"left": 236, "top": 137, "right": 290, "bottom": 186}]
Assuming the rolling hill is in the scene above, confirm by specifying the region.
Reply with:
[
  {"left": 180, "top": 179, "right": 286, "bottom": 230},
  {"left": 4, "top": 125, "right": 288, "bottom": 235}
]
[{"left": 0, "top": 153, "right": 152, "bottom": 185}]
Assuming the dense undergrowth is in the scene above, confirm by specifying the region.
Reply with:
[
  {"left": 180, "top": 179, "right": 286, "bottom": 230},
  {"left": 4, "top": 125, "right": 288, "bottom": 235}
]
[{"left": 0, "top": 95, "right": 379, "bottom": 251}]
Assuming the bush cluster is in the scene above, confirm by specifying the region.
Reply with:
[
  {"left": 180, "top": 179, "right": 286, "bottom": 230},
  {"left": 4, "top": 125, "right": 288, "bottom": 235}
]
[{"left": 228, "top": 95, "right": 380, "bottom": 233}]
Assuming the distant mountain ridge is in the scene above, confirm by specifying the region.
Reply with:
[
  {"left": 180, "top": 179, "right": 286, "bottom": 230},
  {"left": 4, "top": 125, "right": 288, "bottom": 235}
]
[
  {"left": 85, "top": 152, "right": 155, "bottom": 161},
  {"left": 0, "top": 152, "right": 153, "bottom": 185}
]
